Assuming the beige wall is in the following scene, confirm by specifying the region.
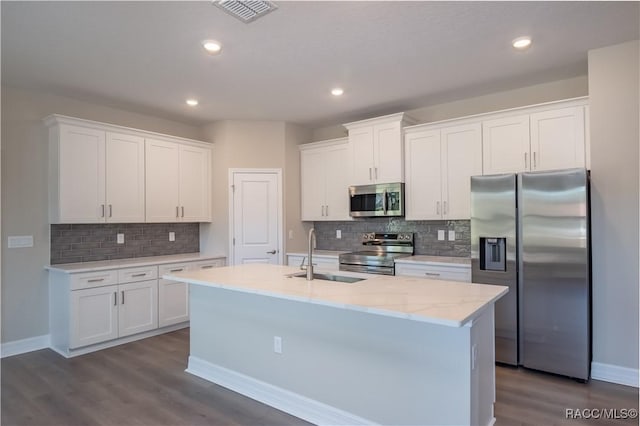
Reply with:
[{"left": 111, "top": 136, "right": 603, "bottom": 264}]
[
  {"left": 588, "top": 40, "right": 639, "bottom": 370},
  {"left": 198, "top": 120, "right": 310, "bottom": 258},
  {"left": 1, "top": 85, "right": 203, "bottom": 342},
  {"left": 311, "top": 76, "right": 588, "bottom": 141}
]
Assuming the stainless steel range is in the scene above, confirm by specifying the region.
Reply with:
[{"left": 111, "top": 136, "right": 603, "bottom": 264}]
[{"left": 339, "top": 232, "right": 414, "bottom": 275}]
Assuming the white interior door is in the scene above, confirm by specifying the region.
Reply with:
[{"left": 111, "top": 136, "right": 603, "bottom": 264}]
[{"left": 231, "top": 171, "right": 281, "bottom": 265}]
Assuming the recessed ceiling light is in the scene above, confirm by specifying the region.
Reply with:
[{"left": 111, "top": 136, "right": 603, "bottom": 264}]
[
  {"left": 331, "top": 88, "right": 344, "bottom": 96},
  {"left": 202, "top": 39, "right": 222, "bottom": 54},
  {"left": 512, "top": 36, "right": 532, "bottom": 50},
  {"left": 186, "top": 99, "right": 199, "bottom": 107}
]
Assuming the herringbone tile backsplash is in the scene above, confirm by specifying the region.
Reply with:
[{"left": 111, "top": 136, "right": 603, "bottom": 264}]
[{"left": 51, "top": 223, "right": 199, "bottom": 264}]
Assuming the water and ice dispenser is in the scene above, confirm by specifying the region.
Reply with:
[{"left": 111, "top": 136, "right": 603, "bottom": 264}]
[{"left": 479, "top": 237, "right": 506, "bottom": 271}]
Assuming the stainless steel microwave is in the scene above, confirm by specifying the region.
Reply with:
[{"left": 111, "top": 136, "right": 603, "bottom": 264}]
[{"left": 348, "top": 183, "right": 405, "bottom": 217}]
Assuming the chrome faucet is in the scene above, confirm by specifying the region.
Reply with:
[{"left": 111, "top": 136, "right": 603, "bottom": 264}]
[{"left": 306, "top": 228, "right": 316, "bottom": 280}]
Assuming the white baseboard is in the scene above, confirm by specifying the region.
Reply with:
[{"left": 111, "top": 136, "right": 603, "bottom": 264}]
[
  {"left": 591, "top": 362, "right": 639, "bottom": 388},
  {"left": 1, "top": 334, "right": 50, "bottom": 358},
  {"left": 186, "top": 356, "right": 378, "bottom": 426}
]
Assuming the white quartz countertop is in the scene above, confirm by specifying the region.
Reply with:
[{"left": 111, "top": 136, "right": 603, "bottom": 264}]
[
  {"left": 286, "top": 250, "right": 348, "bottom": 258},
  {"left": 165, "top": 264, "right": 507, "bottom": 327},
  {"left": 395, "top": 255, "right": 471, "bottom": 266},
  {"left": 45, "top": 253, "right": 226, "bottom": 273}
]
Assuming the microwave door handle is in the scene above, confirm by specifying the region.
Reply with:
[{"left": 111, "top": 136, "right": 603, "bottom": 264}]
[{"left": 382, "top": 190, "right": 388, "bottom": 215}]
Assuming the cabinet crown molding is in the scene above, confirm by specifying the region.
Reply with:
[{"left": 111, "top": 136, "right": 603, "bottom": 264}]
[
  {"left": 299, "top": 137, "right": 348, "bottom": 151},
  {"left": 43, "top": 114, "right": 212, "bottom": 149},
  {"left": 343, "top": 112, "right": 417, "bottom": 130}
]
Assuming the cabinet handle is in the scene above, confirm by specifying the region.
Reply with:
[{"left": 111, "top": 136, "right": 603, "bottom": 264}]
[
  {"left": 436, "top": 201, "right": 440, "bottom": 215},
  {"left": 375, "top": 167, "right": 378, "bottom": 179},
  {"left": 88, "top": 278, "right": 104, "bottom": 283},
  {"left": 524, "top": 152, "right": 528, "bottom": 168},
  {"left": 321, "top": 205, "right": 325, "bottom": 216},
  {"left": 533, "top": 152, "right": 537, "bottom": 169},
  {"left": 101, "top": 204, "right": 105, "bottom": 218},
  {"left": 121, "top": 291, "right": 125, "bottom": 305},
  {"left": 325, "top": 205, "right": 329, "bottom": 216},
  {"left": 170, "top": 268, "right": 184, "bottom": 273},
  {"left": 176, "top": 206, "right": 179, "bottom": 218},
  {"left": 424, "top": 272, "right": 441, "bottom": 277},
  {"left": 181, "top": 206, "right": 185, "bottom": 218},
  {"left": 443, "top": 201, "right": 447, "bottom": 215},
  {"left": 369, "top": 167, "right": 372, "bottom": 180},
  {"left": 114, "top": 292, "right": 117, "bottom": 306},
  {"left": 200, "top": 265, "right": 214, "bottom": 269},
  {"left": 109, "top": 204, "right": 113, "bottom": 218},
  {"left": 131, "top": 273, "right": 146, "bottom": 277}
]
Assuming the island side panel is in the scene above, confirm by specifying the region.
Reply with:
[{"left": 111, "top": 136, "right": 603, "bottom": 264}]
[
  {"left": 470, "top": 305, "right": 496, "bottom": 426},
  {"left": 189, "top": 285, "right": 476, "bottom": 426}
]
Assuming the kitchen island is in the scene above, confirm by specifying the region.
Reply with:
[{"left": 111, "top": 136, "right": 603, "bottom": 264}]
[{"left": 164, "top": 264, "right": 507, "bottom": 426}]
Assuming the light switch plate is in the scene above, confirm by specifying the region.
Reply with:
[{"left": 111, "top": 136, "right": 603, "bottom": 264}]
[
  {"left": 169, "top": 232, "right": 175, "bottom": 242},
  {"left": 448, "top": 230, "right": 456, "bottom": 241},
  {"left": 336, "top": 230, "right": 342, "bottom": 239},
  {"left": 288, "top": 230, "right": 293, "bottom": 240},
  {"left": 117, "top": 233, "right": 125, "bottom": 244},
  {"left": 437, "top": 230, "right": 445, "bottom": 241},
  {"left": 8, "top": 235, "right": 33, "bottom": 248}
]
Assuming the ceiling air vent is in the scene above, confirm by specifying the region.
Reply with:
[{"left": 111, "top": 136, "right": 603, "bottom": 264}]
[{"left": 214, "top": 0, "right": 278, "bottom": 23}]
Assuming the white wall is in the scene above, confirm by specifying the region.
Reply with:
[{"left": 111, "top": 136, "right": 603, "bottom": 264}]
[
  {"left": 588, "top": 40, "right": 639, "bottom": 371},
  {"left": 311, "top": 76, "right": 588, "bottom": 140},
  {"left": 198, "top": 120, "right": 310, "bottom": 258},
  {"left": 1, "top": 85, "right": 203, "bottom": 343}
]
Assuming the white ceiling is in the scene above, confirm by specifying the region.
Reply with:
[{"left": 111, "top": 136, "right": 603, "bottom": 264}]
[{"left": 2, "top": 1, "right": 638, "bottom": 128}]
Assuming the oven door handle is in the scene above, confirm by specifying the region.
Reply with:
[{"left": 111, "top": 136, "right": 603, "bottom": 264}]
[{"left": 382, "top": 190, "right": 388, "bottom": 215}]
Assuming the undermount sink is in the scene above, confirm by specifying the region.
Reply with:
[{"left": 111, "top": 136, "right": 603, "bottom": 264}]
[{"left": 287, "top": 272, "right": 364, "bottom": 284}]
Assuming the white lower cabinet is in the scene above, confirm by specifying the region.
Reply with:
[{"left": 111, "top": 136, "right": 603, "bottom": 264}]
[
  {"left": 49, "top": 256, "right": 225, "bottom": 356},
  {"left": 395, "top": 262, "right": 471, "bottom": 283},
  {"left": 286, "top": 254, "right": 339, "bottom": 271}
]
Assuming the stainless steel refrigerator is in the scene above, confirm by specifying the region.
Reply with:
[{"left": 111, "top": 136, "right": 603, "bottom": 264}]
[{"left": 471, "top": 168, "right": 591, "bottom": 381}]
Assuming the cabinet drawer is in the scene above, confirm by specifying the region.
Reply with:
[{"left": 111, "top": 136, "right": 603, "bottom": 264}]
[
  {"left": 159, "top": 263, "right": 190, "bottom": 277},
  {"left": 70, "top": 270, "right": 119, "bottom": 290},
  {"left": 118, "top": 265, "right": 158, "bottom": 283},
  {"left": 396, "top": 263, "right": 471, "bottom": 283},
  {"left": 187, "top": 259, "right": 226, "bottom": 271}
]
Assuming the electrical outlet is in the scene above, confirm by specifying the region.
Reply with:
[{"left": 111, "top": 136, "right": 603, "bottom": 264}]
[
  {"left": 448, "top": 230, "right": 455, "bottom": 241},
  {"left": 273, "top": 336, "right": 282, "bottom": 354},
  {"left": 336, "top": 230, "right": 342, "bottom": 239},
  {"left": 117, "top": 233, "right": 125, "bottom": 244},
  {"left": 437, "top": 230, "right": 445, "bottom": 241},
  {"left": 169, "top": 232, "right": 175, "bottom": 242}
]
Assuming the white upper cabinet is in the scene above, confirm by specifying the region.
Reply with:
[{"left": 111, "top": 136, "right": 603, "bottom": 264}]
[
  {"left": 482, "top": 101, "right": 587, "bottom": 175},
  {"left": 344, "top": 113, "right": 415, "bottom": 185},
  {"left": 530, "top": 106, "right": 585, "bottom": 171},
  {"left": 300, "top": 138, "right": 351, "bottom": 221},
  {"left": 47, "top": 122, "right": 144, "bottom": 223},
  {"left": 405, "top": 122, "right": 482, "bottom": 220},
  {"left": 45, "top": 114, "right": 211, "bottom": 224},
  {"left": 482, "top": 115, "right": 530, "bottom": 174},
  {"left": 145, "top": 139, "right": 211, "bottom": 222},
  {"left": 105, "top": 132, "right": 145, "bottom": 222}
]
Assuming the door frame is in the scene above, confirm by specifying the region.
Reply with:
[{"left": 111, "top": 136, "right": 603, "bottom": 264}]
[{"left": 228, "top": 168, "right": 284, "bottom": 266}]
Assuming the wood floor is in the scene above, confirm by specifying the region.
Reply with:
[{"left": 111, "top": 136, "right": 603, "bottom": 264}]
[{"left": 2, "top": 328, "right": 638, "bottom": 426}]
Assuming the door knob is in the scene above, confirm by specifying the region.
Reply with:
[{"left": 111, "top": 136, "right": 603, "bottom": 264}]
[{"left": 266, "top": 250, "right": 276, "bottom": 254}]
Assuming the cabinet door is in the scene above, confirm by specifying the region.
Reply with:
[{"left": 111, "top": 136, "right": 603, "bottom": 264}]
[
  {"left": 404, "top": 129, "right": 442, "bottom": 220},
  {"left": 118, "top": 280, "right": 158, "bottom": 338},
  {"left": 530, "top": 106, "right": 585, "bottom": 171},
  {"left": 324, "top": 144, "right": 351, "bottom": 220},
  {"left": 373, "top": 121, "right": 403, "bottom": 183},
  {"left": 105, "top": 132, "right": 145, "bottom": 222},
  {"left": 179, "top": 145, "right": 211, "bottom": 222},
  {"left": 158, "top": 279, "right": 189, "bottom": 327},
  {"left": 70, "top": 285, "right": 118, "bottom": 348},
  {"left": 145, "top": 139, "right": 180, "bottom": 222},
  {"left": 442, "top": 123, "right": 482, "bottom": 220},
  {"left": 482, "top": 115, "right": 530, "bottom": 174},
  {"left": 57, "top": 124, "right": 106, "bottom": 223},
  {"left": 349, "top": 127, "right": 375, "bottom": 185},
  {"left": 300, "top": 148, "right": 327, "bottom": 221}
]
